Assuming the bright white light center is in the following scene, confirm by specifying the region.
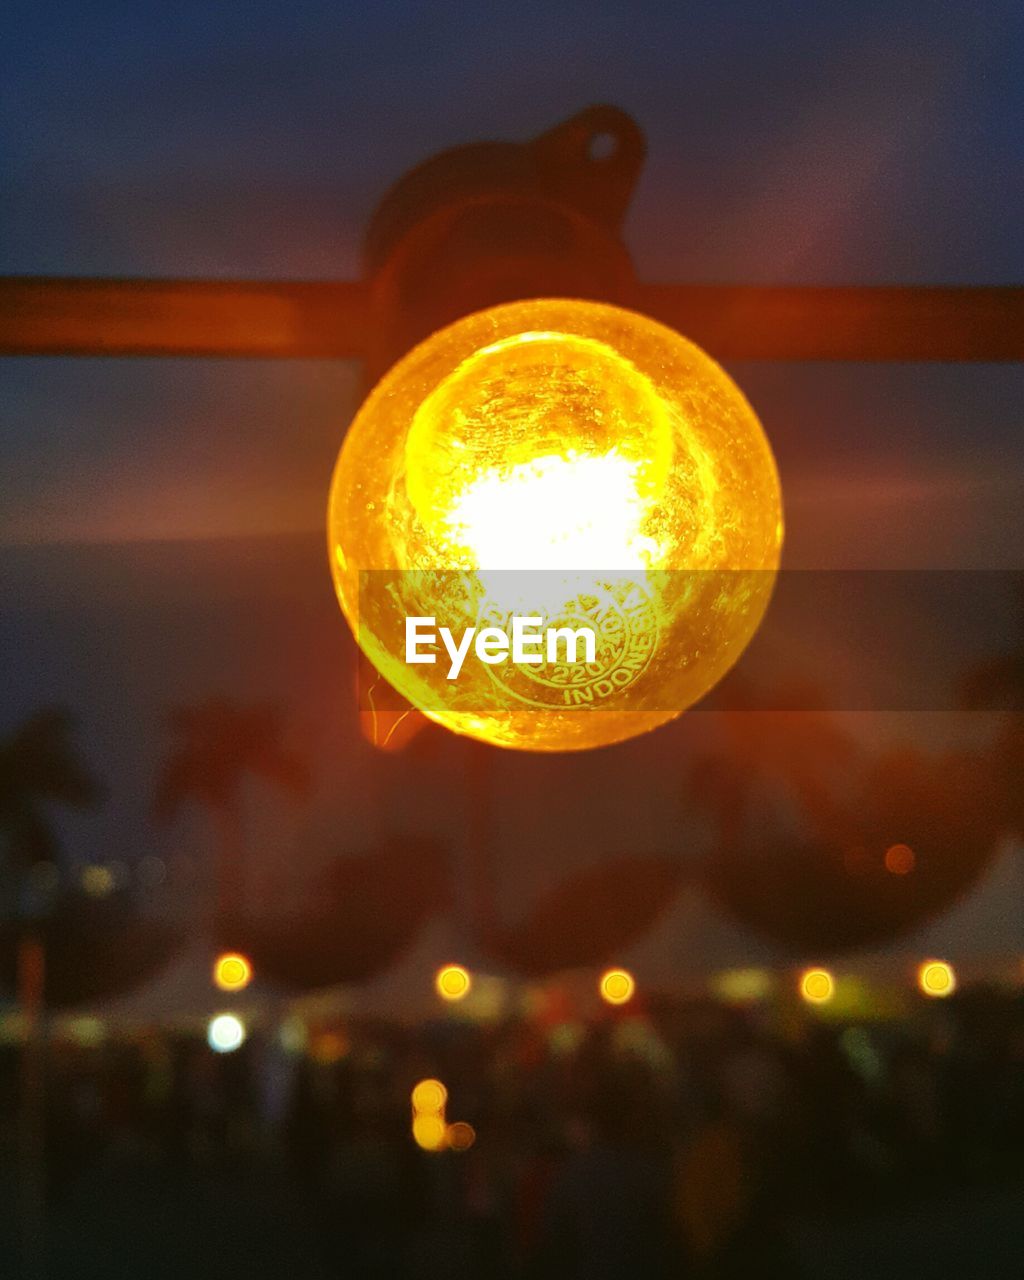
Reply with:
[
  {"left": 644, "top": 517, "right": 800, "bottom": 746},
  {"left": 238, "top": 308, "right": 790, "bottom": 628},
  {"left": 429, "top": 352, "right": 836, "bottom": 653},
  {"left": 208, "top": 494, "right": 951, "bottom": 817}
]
[{"left": 447, "top": 450, "right": 659, "bottom": 571}]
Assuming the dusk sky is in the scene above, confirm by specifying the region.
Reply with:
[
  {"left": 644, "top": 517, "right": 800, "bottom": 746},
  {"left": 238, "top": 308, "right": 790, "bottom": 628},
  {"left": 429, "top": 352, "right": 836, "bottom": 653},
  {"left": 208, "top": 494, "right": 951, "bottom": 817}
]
[
  {"left": 3, "top": 20, "right": 1024, "bottom": 1276},
  {"left": 2, "top": 0, "right": 1022, "bottom": 556},
  {"left": 1, "top": 2, "right": 1022, "bottom": 945}
]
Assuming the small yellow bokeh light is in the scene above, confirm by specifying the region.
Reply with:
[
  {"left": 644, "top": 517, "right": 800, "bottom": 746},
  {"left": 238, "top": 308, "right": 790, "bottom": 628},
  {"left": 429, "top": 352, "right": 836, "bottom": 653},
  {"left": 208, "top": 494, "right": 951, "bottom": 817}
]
[
  {"left": 412, "top": 1112, "right": 448, "bottom": 1152},
  {"left": 328, "top": 299, "right": 783, "bottom": 752},
  {"left": 918, "top": 959, "right": 956, "bottom": 998},
  {"left": 213, "top": 951, "right": 253, "bottom": 992},
  {"left": 800, "top": 968, "right": 835, "bottom": 1004},
  {"left": 599, "top": 968, "right": 636, "bottom": 1006},
  {"left": 411, "top": 1078, "right": 448, "bottom": 1115},
  {"left": 81, "top": 865, "right": 115, "bottom": 898},
  {"left": 435, "top": 964, "right": 472, "bottom": 1001}
]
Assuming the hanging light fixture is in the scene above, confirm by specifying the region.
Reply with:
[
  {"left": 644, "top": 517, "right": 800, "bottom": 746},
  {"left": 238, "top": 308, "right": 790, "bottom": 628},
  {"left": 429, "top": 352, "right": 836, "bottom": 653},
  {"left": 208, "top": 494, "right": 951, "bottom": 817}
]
[{"left": 328, "top": 297, "right": 782, "bottom": 751}]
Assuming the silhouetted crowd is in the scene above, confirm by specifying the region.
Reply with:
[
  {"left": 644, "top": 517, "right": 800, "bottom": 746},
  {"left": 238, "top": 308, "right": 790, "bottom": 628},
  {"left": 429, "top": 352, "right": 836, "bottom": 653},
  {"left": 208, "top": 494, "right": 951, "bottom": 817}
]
[{"left": 3, "top": 987, "right": 1024, "bottom": 1278}]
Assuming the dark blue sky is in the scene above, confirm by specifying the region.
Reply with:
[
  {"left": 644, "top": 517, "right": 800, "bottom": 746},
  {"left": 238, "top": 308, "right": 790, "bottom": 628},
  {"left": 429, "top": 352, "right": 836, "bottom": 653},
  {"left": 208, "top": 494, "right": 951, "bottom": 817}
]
[
  {"left": 2, "top": 0, "right": 1023, "bottom": 550},
  {"left": 4, "top": 0, "right": 1023, "bottom": 283}
]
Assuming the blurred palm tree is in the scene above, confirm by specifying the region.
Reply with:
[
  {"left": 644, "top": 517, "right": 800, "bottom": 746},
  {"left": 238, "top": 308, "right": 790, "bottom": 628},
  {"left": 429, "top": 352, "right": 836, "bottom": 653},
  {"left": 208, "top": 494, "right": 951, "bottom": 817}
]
[
  {"left": 0, "top": 708, "right": 104, "bottom": 883},
  {"left": 154, "top": 697, "right": 310, "bottom": 926}
]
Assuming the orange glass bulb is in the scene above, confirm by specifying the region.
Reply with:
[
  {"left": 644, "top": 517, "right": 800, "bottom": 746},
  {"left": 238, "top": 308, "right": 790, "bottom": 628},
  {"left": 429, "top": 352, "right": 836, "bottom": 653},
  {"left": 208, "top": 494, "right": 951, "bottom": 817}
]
[{"left": 328, "top": 299, "right": 782, "bottom": 751}]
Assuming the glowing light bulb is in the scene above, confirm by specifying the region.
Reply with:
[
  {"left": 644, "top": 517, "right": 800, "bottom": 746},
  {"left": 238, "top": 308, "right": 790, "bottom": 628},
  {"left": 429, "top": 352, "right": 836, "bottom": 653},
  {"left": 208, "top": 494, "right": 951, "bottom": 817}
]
[
  {"left": 800, "top": 968, "right": 835, "bottom": 1004},
  {"left": 328, "top": 299, "right": 782, "bottom": 751},
  {"left": 213, "top": 951, "right": 253, "bottom": 992},
  {"left": 435, "top": 964, "right": 472, "bottom": 1001},
  {"left": 207, "top": 1013, "right": 246, "bottom": 1053},
  {"left": 599, "top": 968, "right": 635, "bottom": 1006},
  {"left": 918, "top": 959, "right": 955, "bottom": 998}
]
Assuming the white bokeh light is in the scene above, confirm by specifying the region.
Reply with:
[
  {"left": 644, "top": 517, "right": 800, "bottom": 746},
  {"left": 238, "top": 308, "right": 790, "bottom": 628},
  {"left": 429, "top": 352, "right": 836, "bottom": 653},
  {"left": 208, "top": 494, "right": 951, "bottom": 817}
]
[{"left": 207, "top": 1013, "right": 246, "bottom": 1053}]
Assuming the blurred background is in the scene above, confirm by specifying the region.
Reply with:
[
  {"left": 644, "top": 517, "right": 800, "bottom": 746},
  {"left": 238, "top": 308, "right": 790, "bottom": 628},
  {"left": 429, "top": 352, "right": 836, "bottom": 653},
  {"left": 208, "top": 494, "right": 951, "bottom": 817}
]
[{"left": 2, "top": 2, "right": 1023, "bottom": 1277}]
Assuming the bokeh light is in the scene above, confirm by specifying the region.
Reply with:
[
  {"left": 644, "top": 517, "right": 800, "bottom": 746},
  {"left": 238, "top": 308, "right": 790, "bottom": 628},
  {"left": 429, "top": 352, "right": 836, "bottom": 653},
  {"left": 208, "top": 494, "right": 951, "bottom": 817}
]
[
  {"left": 81, "top": 865, "right": 115, "bottom": 898},
  {"left": 67, "top": 1017, "right": 105, "bottom": 1048},
  {"left": 599, "top": 968, "right": 636, "bottom": 1006},
  {"left": 435, "top": 963, "right": 472, "bottom": 1001},
  {"left": 411, "top": 1078, "right": 447, "bottom": 1114},
  {"left": 310, "top": 1031, "right": 349, "bottom": 1064},
  {"left": 918, "top": 959, "right": 956, "bottom": 998},
  {"left": 213, "top": 951, "right": 253, "bottom": 992},
  {"left": 207, "top": 1013, "right": 246, "bottom": 1053},
  {"left": 800, "top": 968, "right": 835, "bottom": 1004},
  {"left": 412, "top": 1113, "right": 448, "bottom": 1152},
  {"left": 328, "top": 299, "right": 782, "bottom": 752},
  {"left": 136, "top": 855, "right": 167, "bottom": 888},
  {"left": 278, "top": 1016, "right": 307, "bottom": 1055},
  {"left": 447, "top": 1121, "right": 476, "bottom": 1152},
  {"left": 884, "top": 843, "right": 916, "bottom": 875},
  {"left": 710, "top": 968, "right": 774, "bottom": 1005}
]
